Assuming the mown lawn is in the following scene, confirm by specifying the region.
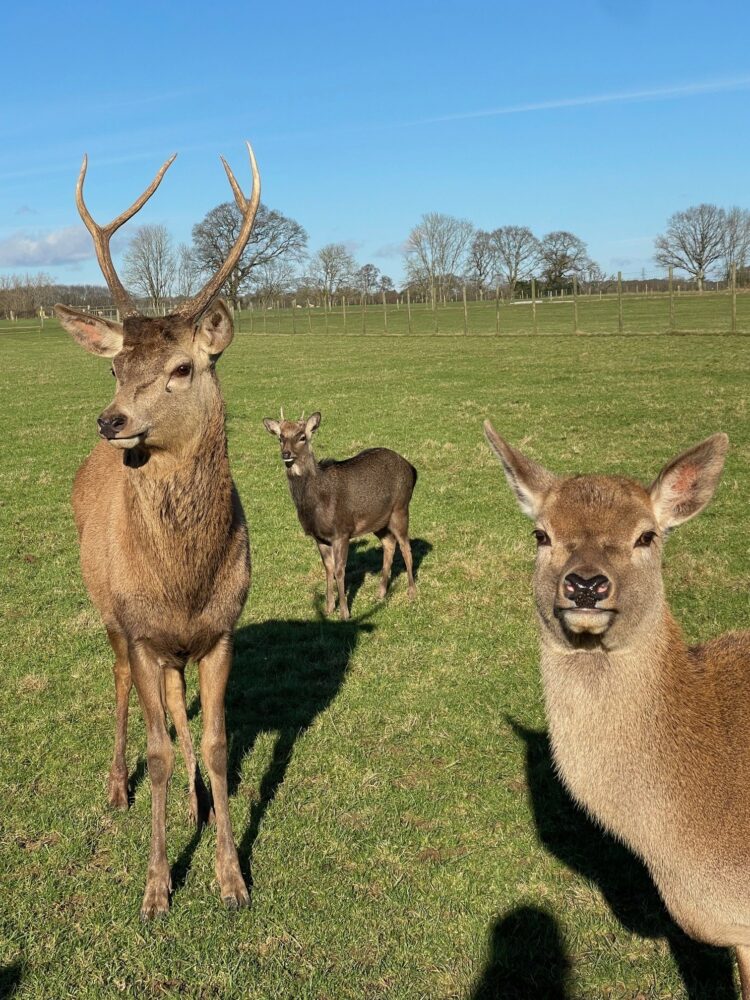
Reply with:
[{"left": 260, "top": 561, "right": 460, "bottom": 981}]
[{"left": 1, "top": 323, "right": 749, "bottom": 999}]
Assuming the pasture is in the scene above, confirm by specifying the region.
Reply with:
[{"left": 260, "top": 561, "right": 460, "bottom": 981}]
[{"left": 1, "top": 322, "right": 749, "bottom": 999}]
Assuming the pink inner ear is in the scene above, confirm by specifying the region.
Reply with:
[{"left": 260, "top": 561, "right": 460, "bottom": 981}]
[{"left": 673, "top": 464, "right": 698, "bottom": 495}]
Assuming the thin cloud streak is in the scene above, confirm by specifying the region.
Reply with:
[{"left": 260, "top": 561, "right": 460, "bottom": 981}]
[{"left": 409, "top": 76, "right": 750, "bottom": 125}]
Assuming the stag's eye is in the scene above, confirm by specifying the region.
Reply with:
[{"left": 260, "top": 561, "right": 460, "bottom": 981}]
[
  {"left": 297, "top": 434, "right": 306, "bottom": 443},
  {"left": 110, "top": 366, "right": 116, "bottom": 378},
  {"left": 171, "top": 363, "right": 192, "bottom": 378},
  {"left": 635, "top": 531, "right": 657, "bottom": 548},
  {"left": 533, "top": 529, "right": 551, "bottom": 547}
]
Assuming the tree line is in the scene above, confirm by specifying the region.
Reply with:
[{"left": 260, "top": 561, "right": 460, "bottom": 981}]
[{"left": 2, "top": 198, "right": 749, "bottom": 319}]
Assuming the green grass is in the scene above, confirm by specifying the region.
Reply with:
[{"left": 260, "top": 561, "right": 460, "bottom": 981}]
[{"left": 1, "top": 321, "right": 749, "bottom": 999}]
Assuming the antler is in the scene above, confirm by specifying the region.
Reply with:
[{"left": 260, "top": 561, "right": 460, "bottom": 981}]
[
  {"left": 76, "top": 153, "right": 177, "bottom": 317},
  {"left": 180, "top": 141, "right": 261, "bottom": 321},
  {"left": 280, "top": 406, "right": 285, "bottom": 421}
]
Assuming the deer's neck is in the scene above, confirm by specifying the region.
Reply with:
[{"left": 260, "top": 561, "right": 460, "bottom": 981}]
[
  {"left": 286, "top": 450, "right": 321, "bottom": 507},
  {"left": 539, "top": 605, "right": 696, "bottom": 852},
  {"left": 125, "top": 394, "right": 233, "bottom": 550}
]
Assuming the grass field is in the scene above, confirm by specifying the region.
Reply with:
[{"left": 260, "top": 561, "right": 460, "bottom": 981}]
[{"left": 1, "top": 320, "right": 749, "bottom": 999}]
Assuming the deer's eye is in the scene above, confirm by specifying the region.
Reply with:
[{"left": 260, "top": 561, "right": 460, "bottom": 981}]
[
  {"left": 110, "top": 366, "right": 116, "bottom": 378},
  {"left": 171, "top": 363, "right": 192, "bottom": 378},
  {"left": 533, "top": 529, "right": 551, "bottom": 547},
  {"left": 635, "top": 531, "right": 657, "bottom": 548},
  {"left": 297, "top": 434, "right": 306, "bottom": 443}
]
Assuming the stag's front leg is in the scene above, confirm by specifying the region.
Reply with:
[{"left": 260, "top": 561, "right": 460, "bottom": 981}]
[
  {"left": 332, "top": 536, "right": 350, "bottom": 621},
  {"left": 198, "top": 635, "right": 249, "bottom": 909},
  {"left": 129, "top": 641, "right": 174, "bottom": 920},
  {"left": 164, "top": 664, "right": 213, "bottom": 827},
  {"left": 106, "top": 627, "right": 132, "bottom": 810}
]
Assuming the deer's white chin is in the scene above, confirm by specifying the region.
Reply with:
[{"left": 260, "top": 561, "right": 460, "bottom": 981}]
[
  {"left": 560, "top": 608, "right": 614, "bottom": 636},
  {"left": 108, "top": 435, "right": 144, "bottom": 450}
]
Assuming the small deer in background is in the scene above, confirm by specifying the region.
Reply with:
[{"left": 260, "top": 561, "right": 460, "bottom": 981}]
[
  {"left": 54, "top": 143, "right": 260, "bottom": 919},
  {"left": 263, "top": 410, "right": 417, "bottom": 620},
  {"left": 484, "top": 422, "right": 750, "bottom": 996}
]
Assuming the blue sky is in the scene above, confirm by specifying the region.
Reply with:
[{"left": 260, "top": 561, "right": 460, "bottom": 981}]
[{"left": 2, "top": 0, "right": 750, "bottom": 286}]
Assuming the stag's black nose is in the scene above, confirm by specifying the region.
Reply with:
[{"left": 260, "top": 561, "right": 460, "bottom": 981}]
[
  {"left": 282, "top": 450, "right": 293, "bottom": 461},
  {"left": 563, "top": 573, "right": 611, "bottom": 608},
  {"left": 98, "top": 413, "right": 127, "bottom": 439}
]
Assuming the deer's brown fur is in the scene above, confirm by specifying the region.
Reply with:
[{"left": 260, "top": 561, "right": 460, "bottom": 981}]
[
  {"left": 485, "top": 423, "right": 750, "bottom": 995},
  {"left": 263, "top": 412, "right": 417, "bottom": 619}
]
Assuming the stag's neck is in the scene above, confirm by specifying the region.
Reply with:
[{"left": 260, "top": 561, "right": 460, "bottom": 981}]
[
  {"left": 125, "top": 393, "right": 233, "bottom": 544},
  {"left": 539, "top": 605, "right": 698, "bottom": 852}
]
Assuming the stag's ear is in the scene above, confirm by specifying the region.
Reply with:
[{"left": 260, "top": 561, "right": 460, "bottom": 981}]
[
  {"left": 649, "top": 433, "right": 728, "bottom": 532},
  {"left": 55, "top": 304, "right": 123, "bottom": 358},
  {"left": 484, "top": 420, "right": 558, "bottom": 519},
  {"left": 194, "top": 299, "right": 234, "bottom": 360},
  {"left": 305, "top": 412, "right": 321, "bottom": 437},
  {"left": 263, "top": 418, "right": 281, "bottom": 438}
]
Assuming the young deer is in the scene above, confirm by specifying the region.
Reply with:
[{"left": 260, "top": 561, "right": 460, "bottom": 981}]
[
  {"left": 263, "top": 411, "right": 417, "bottom": 620},
  {"left": 484, "top": 422, "right": 750, "bottom": 996},
  {"left": 54, "top": 144, "right": 260, "bottom": 919}
]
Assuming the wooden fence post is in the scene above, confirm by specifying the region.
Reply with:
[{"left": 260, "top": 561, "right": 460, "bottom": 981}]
[
  {"left": 531, "top": 278, "right": 537, "bottom": 334},
  {"left": 343, "top": 295, "right": 347, "bottom": 335},
  {"left": 668, "top": 266, "right": 675, "bottom": 333},
  {"left": 617, "top": 271, "right": 623, "bottom": 334},
  {"left": 731, "top": 263, "right": 737, "bottom": 334},
  {"left": 292, "top": 298, "right": 297, "bottom": 335},
  {"left": 382, "top": 290, "right": 388, "bottom": 332},
  {"left": 307, "top": 299, "right": 312, "bottom": 334},
  {"left": 462, "top": 284, "right": 468, "bottom": 335},
  {"left": 495, "top": 283, "right": 500, "bottom": 335},
  {"left": 362, "top": 296, "right": 367, "bottom": 335},
  {"left": 406, "top": 288, "right": 412, "bottom": 334},
  {"left": 572, "top": 275, "right": 579, "bottom": 333}
]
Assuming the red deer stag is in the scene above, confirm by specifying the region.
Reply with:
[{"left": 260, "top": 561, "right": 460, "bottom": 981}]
[
  {"left": 485, "top": 422, "right": 750, "bottom": 996},
  {"left": 54, "top": 143, "right": 260, "bottom": 919},
  {"left": 263, "top": 411, "right": 417, "bottom": 620}
]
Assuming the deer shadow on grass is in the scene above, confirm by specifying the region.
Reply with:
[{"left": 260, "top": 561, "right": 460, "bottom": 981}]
[
  {"left": 170, "top": 614, "right": 374, "bottom": 894},
  {"left": 0, "top": 963, "right": 22, "bottom": 1000},
  {"left": 509, "top": 720, "right": 737, "bottom": 1000},
  {"left": 344, "top": 536, "right": 432, "bottom": 610},
  {"left": 470, "top": 905, "right": 571, "bottom": 1000}
]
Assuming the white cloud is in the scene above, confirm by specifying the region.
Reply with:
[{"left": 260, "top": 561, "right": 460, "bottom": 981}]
[
  {"left": 374, "top": 241, "right": 407, "bottom": 259},
  {"left": 0, "top": 226, "right": 92, "bottom": 267}
]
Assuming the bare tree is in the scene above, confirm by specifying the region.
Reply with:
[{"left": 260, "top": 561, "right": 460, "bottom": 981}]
[
  {"left": 354, "top": 263, "right": 380, "bottom": 302},
  {"left": 536, "top": 231, "right": 590, "bottom": 290},
  {"left": 251, "top": 258, "right": 297, "bottom": 304},
  {"left": 311, "top": 243, "right": 356, "bottom": 306},
  {"left": 123, "top": 224, "right": 176, "bottom": 311},
  {"left": 466, "top": 230, "right": 497, "bottom": 298},
  {"left": 404, "top": 212, "right": 474, "bottom": 304},
  {"left": 654, "top": 204, "right": 726, "bottom": 292},
  {"left": 191, "top": 202, "right": 307, "bottom": 307},
  {"left": 492, "top": 226, "right": 539, "bottom": 300},
  {"left": 175, "top": 244, "right": 199, "bottom": 300},
  {"left": 721, "top": 207, "right": 750, "bottom": 279}
]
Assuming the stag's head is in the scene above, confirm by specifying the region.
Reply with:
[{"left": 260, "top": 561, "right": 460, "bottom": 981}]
[
  {"left": 55, "top": 144, "right": 260, "bottom": 454},
  {"left": 262, "top": 410, "right": 321, "bottom": 475},
  {"left": 484, "top": 422, "right": 728, "bottom": 652}
]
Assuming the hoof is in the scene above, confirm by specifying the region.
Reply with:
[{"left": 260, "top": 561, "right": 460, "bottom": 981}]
[
  {"left": 219, "top": 870, "right": 250, "bottom": 910},
  {"left": 140, "top": 880, "right": 171, "bottom": 921},
  {"left": 107, "top": 777, "right": 129, "bottom": 811}
]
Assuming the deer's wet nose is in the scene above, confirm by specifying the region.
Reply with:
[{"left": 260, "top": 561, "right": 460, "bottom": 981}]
[
  {"left": 282, "top": 450, "right": 293, "bottom": 461},
  {"left": 564, "top": 573, "right": 611, "bottom": 608},
  {"left": 97, "top": 412, "right": 127, "bottom": 439}
]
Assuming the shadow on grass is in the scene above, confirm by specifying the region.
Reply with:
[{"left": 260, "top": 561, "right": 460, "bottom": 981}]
[
  {"left": 344, "top": 537, "right": 432, "bottom": 610},
  {"left": 171, "top": 614, "right": 374, "bottom": 894},
  {"left": 0, "top": 963, "right": 22, "bottom": 1000},
  {"left": 509, "top": 720, "right": 737, "bottom": 1000},
  {"left": 470, "top": 905, "right": 570, "bottom": 999}
]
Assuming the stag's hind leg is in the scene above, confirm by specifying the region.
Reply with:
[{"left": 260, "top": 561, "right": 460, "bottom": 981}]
[
  {"left": 376, "top": 529, "right": 397, "bottom": 600},
  {"left": 106, "top": 626, "right": 131, "bottom": 810},
  {"left": 332, "top": 536, "right": 351, "bottom": 620},
  {"left": 317, "top": 540, "right": 336, "bottom": 616},
  {"left": 389, "top": 508, "right": 416, "bottom": 598},
  {"left": 198, "top": 636, "right": 248, "bottom": 909},
  {"left": 164, "top": 665, "right": 213, "bottom": 827}
]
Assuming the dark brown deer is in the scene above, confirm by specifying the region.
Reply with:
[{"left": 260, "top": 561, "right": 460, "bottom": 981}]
[
  {"left": 484, "top": 421, "right": 750, "bottom": 996},
  {"left": 263, "top": 411, "right": 417, "bottom": 620},
  {"left": 54, "top": 143, "right": 260, "bottom": 919}
]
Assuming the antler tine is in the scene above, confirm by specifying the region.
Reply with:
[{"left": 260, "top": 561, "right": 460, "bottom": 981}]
[
  {"left": 180, "top": 141, "right": 261, "bottom": 321},
  {"left": 280, "top": 405, "right": 285, "bottom": 421},
  {"left": 300, "top": 409, "right": 305, "bottom": 422},
  {"left": 76, "top": 152, "right": 177, "bottom": 316}
]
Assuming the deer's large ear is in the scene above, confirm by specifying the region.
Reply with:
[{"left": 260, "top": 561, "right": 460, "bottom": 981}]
[
  {"left": 649, "top": 433, "right": 728, "bottom": 532},
  {"left": 305, "top": 412, "right": 321, "bottom": 437},
  {"left": 195, "top": 299, "right": 234, "bottom": 360},
  {"left": 263, "top": 418, "right": 281, "bottom": 438},
  {"left": 55, "top": 304, "right": 123, "bottom": 358},
  {"left": 484, "top": 421, "right": 557, "bottom": 519}
]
